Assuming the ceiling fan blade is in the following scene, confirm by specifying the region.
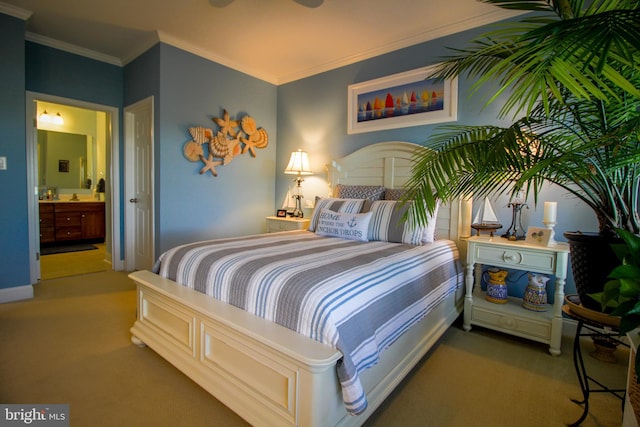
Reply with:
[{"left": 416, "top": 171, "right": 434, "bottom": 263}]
[
  {"left": 293, "top": 0, "right": 324, "bottom": 8},
  {"left": 209, "top": 0, "right": 234, "bottom": 7}
]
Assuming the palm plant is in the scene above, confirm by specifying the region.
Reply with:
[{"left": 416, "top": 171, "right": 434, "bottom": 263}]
[{"left": 405, "top": 0, "right": 640, "bottom": 240}]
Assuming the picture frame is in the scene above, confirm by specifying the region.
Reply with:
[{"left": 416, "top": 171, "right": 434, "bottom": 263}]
[
  {"left": 347, "top": 64, "right": 458, "bottom": 134},
  {"left": 58, "top": 160, "right": 69, "bottom": 173},
  {"left": 276, "top": 209, "right": 287, "bottom": 218},
  {"left": 525, "top": 226, "right": 553, "bottom": 247}
]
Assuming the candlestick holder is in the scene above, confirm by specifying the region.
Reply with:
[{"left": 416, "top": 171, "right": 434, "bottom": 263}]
[
  {"left": 501, "top": 202, "right": 528, "bottom": 241},
  {"left": 542, "top": 220, "right": 557, "bottom": 245}
]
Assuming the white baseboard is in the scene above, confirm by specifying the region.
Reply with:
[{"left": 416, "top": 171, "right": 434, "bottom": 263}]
[{"left": 0, "top": 285, "right": 34, "bottom": 303}]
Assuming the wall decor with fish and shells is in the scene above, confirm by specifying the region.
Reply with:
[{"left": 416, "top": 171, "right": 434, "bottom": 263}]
[{"left": 183, "top": 109, "right": 269, "bottom": 177}]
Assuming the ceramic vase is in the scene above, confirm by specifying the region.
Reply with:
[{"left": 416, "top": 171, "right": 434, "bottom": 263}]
[
  {"left": 522, "top": 273, "right": 549, "bottom": 311},
  {"left": 485, "top": 268, "right": 509, "bottom": 304}
]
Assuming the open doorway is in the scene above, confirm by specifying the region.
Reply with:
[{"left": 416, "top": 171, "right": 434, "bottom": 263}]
[{"left": 26, "top": 92, "right": 122, "bottom": 282}]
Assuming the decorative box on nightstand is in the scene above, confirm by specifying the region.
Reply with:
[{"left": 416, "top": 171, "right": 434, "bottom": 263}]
[
  {"left": 464, "top": 236, "right": 570, "bottom": 356},
  {"left": 265, "top": 216, "right": 310, "bottom": 233}
]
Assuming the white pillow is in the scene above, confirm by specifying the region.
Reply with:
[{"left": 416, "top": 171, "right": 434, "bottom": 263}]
[
  {"left": 308, "top": 198, "right": 366, "bottom": 231},
  {"left": 315, "top": 209, "right": 372, "bottom": 242}
]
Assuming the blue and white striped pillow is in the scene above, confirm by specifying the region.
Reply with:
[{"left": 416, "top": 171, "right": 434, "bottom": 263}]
[
  {"left": 368, "top": 200, "right": 438, "bottom": 245},
  {"left": 308, "top": 198, "right": 367, "bottom": 232}
]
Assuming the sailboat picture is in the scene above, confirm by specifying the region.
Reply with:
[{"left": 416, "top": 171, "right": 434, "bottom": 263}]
[{"left": 471, "top": 197, "right": 503, "bottom": 236}]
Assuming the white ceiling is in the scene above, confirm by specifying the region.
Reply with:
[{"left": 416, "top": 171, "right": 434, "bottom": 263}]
[{"left": 1, "top": 0, "right": 520, "bottom": 84}]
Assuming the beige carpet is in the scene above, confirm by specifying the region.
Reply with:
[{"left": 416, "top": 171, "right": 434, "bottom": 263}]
[
  {"left": 39, "top": 243, "right": 110, "bottom": 280},
  {"left": 0, "top": 271, "right": 629, "bottom": 426}
]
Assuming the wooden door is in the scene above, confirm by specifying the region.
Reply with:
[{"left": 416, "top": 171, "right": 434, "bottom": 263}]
[{"left": 125, "top": 97, "right": 154, "bottom": 271}]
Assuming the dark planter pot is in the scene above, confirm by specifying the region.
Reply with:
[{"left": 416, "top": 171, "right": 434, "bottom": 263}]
[{"left": 563, "top": 231, "right": 621, "bottom": 311}]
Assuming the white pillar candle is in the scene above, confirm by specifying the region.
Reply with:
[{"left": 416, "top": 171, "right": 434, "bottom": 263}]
[
  {"left": 460, "top": 196, "right": 472, "bottom": 237},
  {"left": 543, "top": 201, "right": 557, "bottom": 223}
]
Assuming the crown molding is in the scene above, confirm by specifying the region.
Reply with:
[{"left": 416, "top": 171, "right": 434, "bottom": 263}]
[
  {"left": 154, "top": 30, "right": 279, "bottom": 85},
  {"left": 25, "top": 32, "right": 122, "bottom": 66},
  {"left": 152, "top": 7, "right": 523, "bottom": 85},
  {"left": 120, "top": 32, "right": 161, "bottom": 66},
  {"left": 276, "top": 8, "right": 525, "bottom": 84},
  {"left": 0, "top": 2, "right": 32, "bottom": 20},
  {"left": 18, "top": 6, "right": 523, "bottom": 85}
]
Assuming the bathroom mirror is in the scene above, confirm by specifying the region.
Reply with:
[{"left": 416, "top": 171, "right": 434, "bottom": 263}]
[{"left": 38, "top": 130, "right": 96, "bottom": 193}]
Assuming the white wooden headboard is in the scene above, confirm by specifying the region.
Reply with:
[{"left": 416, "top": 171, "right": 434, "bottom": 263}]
[{"left": 327, "top": 141, "right": 470, "bottom": 245}]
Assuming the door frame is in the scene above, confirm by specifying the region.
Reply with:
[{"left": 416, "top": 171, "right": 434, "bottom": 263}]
[
  {"left": 26, "top": 91, "right": 122, "bottom": 283},
  {"left": 124, "top": 96, "right": 155, "bottom": 271}
]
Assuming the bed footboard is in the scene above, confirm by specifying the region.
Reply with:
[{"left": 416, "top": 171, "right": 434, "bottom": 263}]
[
  {"left": 129, "top": 269, "right": 463, "bottom": 427},
  {"left": 130, "top": 270, "right": 343, "bottom": 427}
]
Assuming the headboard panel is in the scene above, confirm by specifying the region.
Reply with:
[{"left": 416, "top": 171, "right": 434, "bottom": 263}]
[
  {"left": 327, "top": 141, "right": 470, "bottom": 245},
  {"left": 328, "top": 141, "right": 416, "bottom": 189}
]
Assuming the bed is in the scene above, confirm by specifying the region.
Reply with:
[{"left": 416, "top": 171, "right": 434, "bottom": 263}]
[{"left": 129, "top": 141, "right": 469, "bottom": 427}]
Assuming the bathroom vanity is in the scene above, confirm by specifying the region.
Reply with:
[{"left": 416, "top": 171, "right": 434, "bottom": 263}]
[{"left": 39, "top": 201, "right": 105, "bottom": 245}]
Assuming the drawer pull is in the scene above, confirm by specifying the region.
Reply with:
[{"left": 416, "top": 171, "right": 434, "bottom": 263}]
[
  {"left": 500, "top": 316, "right": 515, "bottom": 328},
  {"left": 502, "top": 251, "right": 521, "bottom": 263}
]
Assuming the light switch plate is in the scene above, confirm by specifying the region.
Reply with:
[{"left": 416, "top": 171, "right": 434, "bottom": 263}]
[{"left": 0, "top": 157, "right": 6, "bottom": 170}]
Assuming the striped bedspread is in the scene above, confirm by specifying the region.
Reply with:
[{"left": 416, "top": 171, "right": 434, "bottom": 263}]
[{"left": 153, "top": 230, "right": 462, "bottom": 415}]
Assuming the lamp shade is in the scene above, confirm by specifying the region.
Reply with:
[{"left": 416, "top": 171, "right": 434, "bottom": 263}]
[{"left": 284, "top": 149, "right": 312, "bottom": 175}]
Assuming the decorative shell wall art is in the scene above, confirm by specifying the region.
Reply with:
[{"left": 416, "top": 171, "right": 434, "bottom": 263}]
[{"left": 183, "top": 109, "right": 269, "bottom": 177}]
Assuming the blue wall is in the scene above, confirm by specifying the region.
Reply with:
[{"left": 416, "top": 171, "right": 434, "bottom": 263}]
[
  {"left": 276, "top": 26, "right": 503, "bottom": 201},
  {"left": 126, "top": 44, "right": 278, "bottom": 254},
  {"left": 156, "top": 44, "right": 277, "bottom": 251},
  {"left": 277, "top": 24, "right": 599, "bottom": 295},
  {"left": 0, "top": 14, "right": 29, "bottom": 289},
  {"left": 26, "top": 43, "right": 123, "bottom": 107}
]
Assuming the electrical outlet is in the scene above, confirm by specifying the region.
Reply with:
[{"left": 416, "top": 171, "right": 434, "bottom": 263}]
[{"left": 0, "top": 157, "right": 6, "bottom": 170}]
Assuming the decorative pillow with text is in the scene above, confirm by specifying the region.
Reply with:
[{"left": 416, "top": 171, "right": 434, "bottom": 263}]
[
  {"left": 308, "top": 198, "right": 366, "bottom": 231},
  {"left": 315, "top": 209, "right": 372, "bottom": 242}
]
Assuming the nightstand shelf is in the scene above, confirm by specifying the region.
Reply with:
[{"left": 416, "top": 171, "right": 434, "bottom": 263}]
[
  {"left": 469, "top": 287, "right": 554, "bottom": 342},
  {"left": 464, "top": 236, "right": 569, "bottom": 356},
  {"left": 265, "top": 216, "right": 310, "bottom": 233}
]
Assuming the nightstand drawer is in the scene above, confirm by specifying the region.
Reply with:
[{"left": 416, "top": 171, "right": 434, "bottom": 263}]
[
  {"left": 265, "top": 216, "right": 310, "bottom": 233},
  {"left": 268, "top": 220, "right": 299, "bottom": 232},
  {"left": 473, "top": 244, "right": 556, "bottom": 273},
  {"left": 471, "top": 305, "right": 552, "bottom": 340}
]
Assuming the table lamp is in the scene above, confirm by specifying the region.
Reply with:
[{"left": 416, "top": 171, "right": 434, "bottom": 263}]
[{"left": 284, "top": 149, "right": 312, "bottom": 217}]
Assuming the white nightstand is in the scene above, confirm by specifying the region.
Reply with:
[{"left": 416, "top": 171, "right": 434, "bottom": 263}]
[
  {"left": 265, "top": 216, "right": 310, "bottom": 233},
  {"left": 464, "top": 236, "right": 570, "bottom": 356}
]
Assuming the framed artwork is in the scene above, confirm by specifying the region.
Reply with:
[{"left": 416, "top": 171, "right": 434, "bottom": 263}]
[
  {"left": 58, "top": 160, "right": 69, "bottom": 173},
  {"left": 347, "top": 64, "right": 458, "bottom": 134},
  {"left": 276, "top": 209, "right": 287, "bottom": 218}
]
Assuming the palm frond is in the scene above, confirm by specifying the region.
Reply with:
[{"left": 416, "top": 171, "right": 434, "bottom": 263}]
[{"left": 427, "top": 2, "right": 640, "bottom": 118}]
